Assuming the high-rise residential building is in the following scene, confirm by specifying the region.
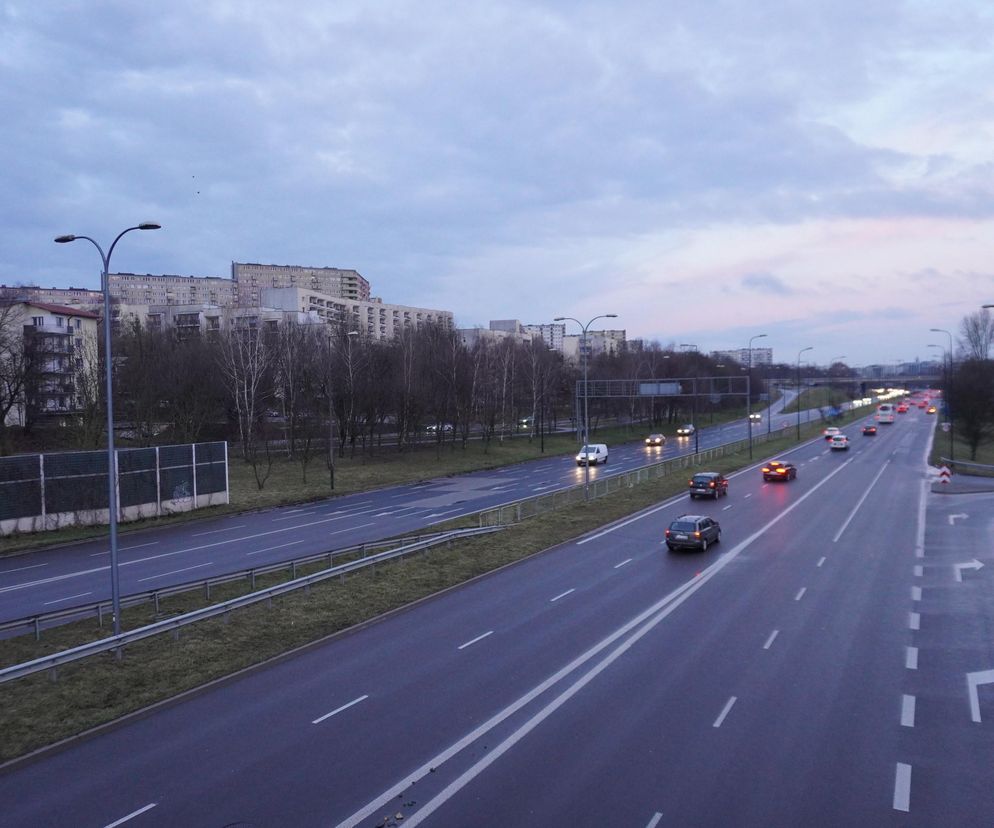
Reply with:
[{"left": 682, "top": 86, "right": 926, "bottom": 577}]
[
  {"left": 710, "top": 347, "right": 773, "bottom": 367},
  {"left": 562, "top": 329, "right": 627, "bottom": 362},
  {"left": 231, "top": 262, "right": 371, "bottom": 306},
  {"left": 108, "top": 273, "right": 237, "bottom": 307},
  {"left": 523, "top": 322, "right": 566, "bottom": 351}
]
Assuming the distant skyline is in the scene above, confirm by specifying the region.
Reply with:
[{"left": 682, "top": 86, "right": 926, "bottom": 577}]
[{"left": 2, "top": 2, "right": 992, "bottom": 365}]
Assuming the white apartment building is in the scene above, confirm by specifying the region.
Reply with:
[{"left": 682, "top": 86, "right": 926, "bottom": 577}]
[
  {"left": 2, "top": 300, "right": 100, "bottom": 426},
  {"left": 562, "top": 329, "right": 627, "bottom": 363},
  {"left": 710, "top": 347, "right": 774, "bottom": 367},
  {"left": 108, "top": 273, "right": 237, "bottom": 307},
  {"left": 523, "top": 322, "right": 566, "bottom": 351}
]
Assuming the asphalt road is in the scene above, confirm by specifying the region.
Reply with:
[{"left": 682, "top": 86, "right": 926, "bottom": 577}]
[
  {"left": 3, "top": 403, "right": 989, "bottom": 826},
  {"left": 0, "top": 391, "right": 824, "bottom": 623}
]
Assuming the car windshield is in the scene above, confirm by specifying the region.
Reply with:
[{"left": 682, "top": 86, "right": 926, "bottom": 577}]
[
  {"left": 671, "top": 521, "right": 697, "bottom": 532},
  {"left": 579, "top": 446, "right": 594, "bottom": 453}
]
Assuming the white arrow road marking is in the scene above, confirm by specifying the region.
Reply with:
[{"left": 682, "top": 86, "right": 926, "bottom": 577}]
[
  {"left": 954, "top": 560, "right": 984, "bottom": 582},
  {"left": 948, "top": 513, "right": 968, "bottom": 525},
  {"left": 967, "top": 669, "right": 994, "bottom": 723}
]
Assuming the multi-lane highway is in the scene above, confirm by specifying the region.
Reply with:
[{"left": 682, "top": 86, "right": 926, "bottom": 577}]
[
  {"left": 0, "top": 393, "right": 815, "bottom": 622},
  {"left": 2, "top": 402, "right": 990, "bottom": 826}
]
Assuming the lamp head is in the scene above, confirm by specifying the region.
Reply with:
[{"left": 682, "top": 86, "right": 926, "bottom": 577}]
[
  {"left": 54, "top": 235, "right": 76, "bottom": 243},
  {"left": 138, "top": 222, "right": 161, "bottom": 231}
]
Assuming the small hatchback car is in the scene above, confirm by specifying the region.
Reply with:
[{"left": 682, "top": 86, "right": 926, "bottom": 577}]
[
  {"left": 762, "top": 460, "right": 797, "bottom": 481},
  {"left": 829, "top": 434, "right": 849, "bottom": 450},
  {"left": 665, "top": 515, "right": 721, "bottom": 552},
  {"left": 688, "top": 471, "right": 728, "bottom": 499},
  {"left": 645, "top": 433, "right": 666, "bottom": 447},
  {"left": 862, "top": 424, "right": 877, "bottom": 436}
]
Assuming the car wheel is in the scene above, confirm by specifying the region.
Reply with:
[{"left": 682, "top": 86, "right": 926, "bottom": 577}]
[
  {"left": 666, "top": 544, "right": 675, "bottom": 551},
  {"left": 715, "top": 530, "right": 721, "bottom": 544},
  {"left": 701, "top": 539, "right": 708, "bottom": 553}
]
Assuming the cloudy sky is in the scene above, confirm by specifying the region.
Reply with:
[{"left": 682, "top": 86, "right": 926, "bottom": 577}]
[{"left": 2, "top": 1, "right": 993, "bottom": 366}]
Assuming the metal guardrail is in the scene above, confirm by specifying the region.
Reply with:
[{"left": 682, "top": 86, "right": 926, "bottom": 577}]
[
  {"left": 0, "top": 530, "right": 462, "bottom": 641},
  {"left": 939, "top": 457, "right": 994, "bottom": 477},
  {"left": 0, "top": 525, "right": 502, "bottom": 685}
]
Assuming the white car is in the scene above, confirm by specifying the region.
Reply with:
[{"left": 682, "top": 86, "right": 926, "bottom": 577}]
[
  {"left": 749, "top": 413, "right": 762, "bottom": 421},
  {"left": 828, "top": 434, "right": 849, "bottom": 450},
  {"left": 576, "top": 443, "right": 609, "bottom": 466},
  {"left": 676, "top": 424, "right": 696, "bottom": 436},
  {"left": 823, "top": 426, "right": 842, "bottom": 441}
]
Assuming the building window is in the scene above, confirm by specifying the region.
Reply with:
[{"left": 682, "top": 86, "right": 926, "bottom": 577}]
[{"left": 32, "top": 317, "right": 43, "bottom": 327}]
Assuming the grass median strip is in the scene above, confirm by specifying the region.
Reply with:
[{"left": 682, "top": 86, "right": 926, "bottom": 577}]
[{"left": 0, "top": 422, "right": 837, "bottom": 763}]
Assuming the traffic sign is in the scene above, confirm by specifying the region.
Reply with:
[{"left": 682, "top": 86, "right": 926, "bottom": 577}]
[
  {"left": 939, "top": 465, "right": 952, "bottom": 484},
  {"left": 941, "top": 422, "right": 951, "bottom": 432}
]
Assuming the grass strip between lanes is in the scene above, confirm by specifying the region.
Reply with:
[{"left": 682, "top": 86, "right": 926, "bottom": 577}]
[{"left": 0, "top": 414, "right": 862, "bottom": 764}]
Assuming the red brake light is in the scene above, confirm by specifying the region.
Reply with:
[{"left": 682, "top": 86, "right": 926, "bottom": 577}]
[
  {"left": 778, "top": 468, "right": 787, "bottom": 474},
  {"left": 762, "top": 467, "right": 770, "bottom": 472},
  {"left": 665, "top": 529, "right": 671, "bottom": 537}
]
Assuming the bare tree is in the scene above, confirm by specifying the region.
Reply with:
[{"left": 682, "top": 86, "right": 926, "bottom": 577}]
[
  {"left": 959, "top": 309, "right": 994, "bottom": 361},
  {"left": 0, "top": 301, "right": 28, "bottom": 452}
]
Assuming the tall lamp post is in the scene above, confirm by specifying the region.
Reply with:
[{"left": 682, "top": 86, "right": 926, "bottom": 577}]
[
  {"left": 555, "top": 313, "right": 617, "bottom": 500},
  {"left": 54, "top": 222, "right": 161, "bottom": 636},
  {"left": 679, "top": 344, "right": 700, "bottom": 453},
  {"left": 746, "top": 333, "right": 768, "bottom": 459},
  {"left": 928, "top": 342, "right": 952, "bottom": 461},
  {"left": 930, "top": 327, "right": 954, "bottom": 461},
  {"left": 796, "top": 346, "right": 813, "bottom": 440}
]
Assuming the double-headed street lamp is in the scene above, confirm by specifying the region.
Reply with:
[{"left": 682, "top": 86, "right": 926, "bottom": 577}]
[
  {"left": 555, "top": 313, "right": 617, "bottom": 500},
  {"left": 55, "top": 222, "right": 161, "bottom": 636},
  {"left": 796, "top": 346, "right": 813, "bottom": 440},
  {"left": 746, "top": 333, "right": 768, "bottom": 459},
  {"left": 679, "top": 344, "right": 700, "bottom": 453},
  {"left": 930, "top": 327, "right": 954, "bottom": 461}
]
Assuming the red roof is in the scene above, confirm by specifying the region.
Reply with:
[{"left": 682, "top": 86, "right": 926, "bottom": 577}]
[{"left": 21, "top": 301, "right": 100, "bottom": 319}]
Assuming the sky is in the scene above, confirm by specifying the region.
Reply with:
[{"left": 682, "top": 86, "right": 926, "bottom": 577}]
[{"left": 2, "top": 0, "right": 993, "bottom": 367}]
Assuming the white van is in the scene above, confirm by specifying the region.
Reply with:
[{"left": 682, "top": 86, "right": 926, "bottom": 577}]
[
  {"left": 876, "top": 403, "right": 896, "bottom": 424},
  {"left": 576, "top": 444, "right": 609, "bottom": 466}
]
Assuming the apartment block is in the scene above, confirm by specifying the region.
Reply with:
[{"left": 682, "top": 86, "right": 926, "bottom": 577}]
[
  {"left": 232, "top": 262, "right": 371, "bottom": 306},
  {"left": 562, "top": 329, "right": 627, "bottom": 362},
  {"left": 523, "top": 322, "right": 566, "bottom": 351},
  {"left": 710, "top": 347, "right": 774, "bottom": 367}
]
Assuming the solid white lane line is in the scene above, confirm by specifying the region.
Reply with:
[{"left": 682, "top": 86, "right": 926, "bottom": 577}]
[
  {"left": 832, "top": 460, "right": 890, "bottom": 542},
  {"left": 762, "top": 629, "right": 779, "bottom": 650},
  {"left": 137, "top": 562, "right": 213, "bottom": 583},
  {"left": 245, "top": 540, "right": 308, "bottom": 557},
  {"left": 646, "top": 813, "right": 663, "bottom": 828},
  {"left": 121, "top": 541, "right": 159, "bottom": 551},
  {"left": 913, "top": 565, "right": 923, "bottom": 577},
  {"left": 909, "top": 612, "right": 920, "bottom": 631},
  {"left": 312, "top": 694, "right": 369, "bottom": 725},
  {"left": 103, "top": 803, "right": 157, "bottom": 828},
  {"left": 795, "top": 587, "right": 806, "bottom": 601},
  {"left": 550, "top": 589, "right": 575, "bottom": 603},
  {"left": 613, "top": 558, "right": 633, "bottom": 569},
  {"left": 905, "top": 647, "right": 918, "bottom": 670},
  {"left": 339, "top": 454, "right": 861, "bottom": 828},
  {"left": 893, "top": 763, "right": 912, "bottom": 812},
  {"left": 712, "top": 696, "right": 738, "bottom": 728},
  {"left": 901, "top": 694, "right": 916, "bottom": 727},
  {"left": 457, "top": 631, "right": 494, "bottom": 650},
  {"left": 914, "top": 476, "right": 928, "bottom": 559},
  {"left": 911, "top": 586, "right": 922, "bottom": 602},
  {"left": 192, "top": 524, "right": 246, "bottom": 537},
  {"left": 43, "top": 591, "right": 91, "bottom": 606},
  {"left": 0, "top": 562, "right": 48, "bottom": 574},
  {"left": 817, "top": 556, "right": 826, "bottom": 567}
]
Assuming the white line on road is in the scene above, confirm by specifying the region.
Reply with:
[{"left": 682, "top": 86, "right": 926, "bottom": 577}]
[
  {"left": 312, "top": 694, "right": 369, "bottom": 724},
  {"left": 138, "top": 562, "right": 213, "bottom": 583},
  {"left": 271, "top": 512, "right": 316, "bottom": 521},
  {"left": 817, "top": 556, "right": 826, "bottom": 567},
  {"left": 743, "top": 492, "right": 752, "bottom": 499},
  {"left": 646, "top": 813, "right": 663, "bottom": 828},
  {"left": 914, "top": 478, "right": 927, "bottom": 558},
  {"left": 901, "top": 694, "right": 916, "bottom": 727},
  {"left": 457, "top": 631, "right": 494, "bottom": 650},
  {"left": 833, "top": 460, "right": 890, "bottom": 542},
  {"left": 909, "top": 612, "right": 920, "bottom": 631},
  {"left": 911, "top": 586, "right": 922, "bottom": 602},
  {"left": 0, "top": 562, "right": 48, "bottom": 574},
  {"left": 712, "top": 696, "right": 738, "bottom": 728},
  {"left": 245, "top": 540, "right": 308, "bottom": 557},
  {"left": 893, "top": 763, "right": 912, "bottom": 812},
  {"left": 191, "top": 524, "right": 246, "bottom": 537},
  {"left": 613, "top": 558, "right": 633, "bottom": 569},
  {"left": 43, "top": 591, "right": 92, "bottom": 606},
  {"left": 91, "top": 541, "right": 160, "bottom": 556},
  {"left": 339, "top": 453, "right": 861, "bottom": 828},
  {"left": 763, "top": 629, "right": 779, "bottom": 650},
  {"left": 906, "top": 646, "right": 918, "bottom": 670},
  {"left": 795, "top": 587, "right": 806, "bottom": 601},
  {"left": 913, "top": 565, "right": 923, "bottom": 577},
  {"left": 722, "top": 504, "right": 733, "bottom": 511},
  {"left": 967, "top": 670, "right": 994, "bottom": 723},
  {"left": 103, "top": 803, "right": 157, "bottom": 828},
  {"left": 550, "top": 588, "right": 575, "bottom": 602}
]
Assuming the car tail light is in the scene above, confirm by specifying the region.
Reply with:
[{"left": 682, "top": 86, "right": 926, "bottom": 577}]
[
  {"left": 762, "top": 467, "right": 770, "bottom": 473},
  {"left": 665, "top": 529, "right": 671, "bottom": 537},
  {"left": 778, "top": 469, "right": 786, "bottom": 474}
]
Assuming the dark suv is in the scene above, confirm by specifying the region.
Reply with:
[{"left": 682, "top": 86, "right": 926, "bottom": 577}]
[
  {"left": 688, "top": 472, "right": 728, "bottom": 499},
  {"left": 665, "top": 515, "right": 721, "bottom": 552}
]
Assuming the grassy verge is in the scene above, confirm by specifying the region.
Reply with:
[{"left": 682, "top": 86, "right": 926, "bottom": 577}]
[
  {"left": 0, "top": 417, "right": 847, "bottom": 763},
  {"left": 781, "top": 386, "right": 855, "bottom": 413},
  {"left": 927, "top": 413, "right": 994, "bottom": 471}
]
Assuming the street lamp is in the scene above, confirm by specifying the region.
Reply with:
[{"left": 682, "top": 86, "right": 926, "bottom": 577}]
[
  {"left": 928, "top": 342, "right": 953, "bottom": 461},
  {"left": 555, "top": 313, "right": 617, "bottom": 500},
  {"left": 679, "top": 344, "right": 701, "bottom": 453},
  {"left": 930, "top": 328, "right": 954, "bottom": 461},
  {"left": 746, "top": 333, "right": 768, "bottom": 459},
  {"left": 54, "top": 222, "right": 161, "bottom": 636},
  {"left": 796, "top": 346, "right": 813, "bottom": 440}
]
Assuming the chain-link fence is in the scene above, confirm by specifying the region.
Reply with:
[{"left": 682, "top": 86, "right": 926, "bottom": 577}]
[{"left": 0, "top": 442, "right": 228, "bottom": 535}]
